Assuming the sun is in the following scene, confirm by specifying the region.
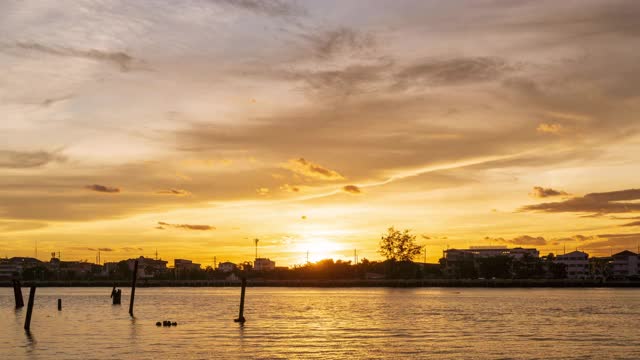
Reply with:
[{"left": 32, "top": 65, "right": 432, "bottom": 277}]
[{"left": 294, "top": 237, "right": 344, "bottom": 263}]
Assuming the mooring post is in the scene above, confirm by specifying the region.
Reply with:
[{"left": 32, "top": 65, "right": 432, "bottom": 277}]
[
  {"left": 234, "top": 277, "right": 247, "bottom": 323},
  {"left": 129, "top": 260, "right": 139, "bottom": 317},
  {"left": 57, "top": 298, "right": 62, "bottom": 311},
  {"left": 113, "top": 289, "right": 122, "bottom": 305},
  {"left": 13, "top": 280, "right": 24, "bottom": 308},
  {"left": 24, "top": 286, "right": 36, "bottom": 331}
]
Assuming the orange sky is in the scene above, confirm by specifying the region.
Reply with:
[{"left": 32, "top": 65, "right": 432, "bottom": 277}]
[{"left": 1, "top": 0, "right": 640, "bottom": 267}]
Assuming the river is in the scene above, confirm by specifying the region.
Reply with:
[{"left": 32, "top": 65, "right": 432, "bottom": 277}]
[{"left": 1, "top": 287, "right": 639, "bottom": 359}]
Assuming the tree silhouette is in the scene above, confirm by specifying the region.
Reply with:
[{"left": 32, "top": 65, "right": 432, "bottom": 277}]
[{"left": 378, "top": 227, "right": 422, "bottom": 262}]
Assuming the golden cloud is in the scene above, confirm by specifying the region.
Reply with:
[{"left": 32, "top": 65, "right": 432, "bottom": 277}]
[
  {"left": 85, "top": 184, "right": 120, "bottom": 193},
  {"left": 343, "top": 185, "right": 362, "bottom": 194},
  {"left": 280, "top": 184, "right": 300, "bottom": 192},
  {"left": 530, "top": 186, "right": 569, "bottom": 198},
  {"left": 284, "top": 158, "right": 344, "bottom": 180},
  {"left": 156, "top": 189, "right": 191, "bottom": 196},
  {"left": 157, "top": 221, "right": 215, "bottom": 231},
  {"left": 536, "top": 123, "right": 563, "bottom": 134}
]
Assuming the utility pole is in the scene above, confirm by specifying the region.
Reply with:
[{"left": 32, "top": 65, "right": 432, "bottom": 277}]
[
  {"left": 214, "top": 256, "right": 217, "bottom": 269},
  {"left": 254, "top": 239, "right": 259, "bottom": 260},
  {"left": 306, "top": 250, "right": 309, "bottom": 264}
]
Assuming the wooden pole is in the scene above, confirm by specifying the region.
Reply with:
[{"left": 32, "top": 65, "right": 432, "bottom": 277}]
[
  {"left": 113, "top": 289, "right": 121, "bottom": 305},
  {"left": 24, "top": 286, "right": 36, "bottom": 331},
  {"left": 234, "top": 277, "right": 247, "bottom": 323},
  {"left": 57, "top": 299, "right": 62, "bottom": 311},
  {"left": 129, "top": 260, "right": 138, "bottom": 317},
  {"left": 13, "top": 280, "right": 24, "bottom": 308}
]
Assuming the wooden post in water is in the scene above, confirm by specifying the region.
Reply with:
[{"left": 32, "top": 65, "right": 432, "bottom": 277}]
[
  {"left": 57, "top": 299, "right": 62, "bottom": 311},
  {"left": 24, "top": 286, "right": 36, "bottom": 331},
  {"left": 13, "top": 280, "right": 24, "bottom": 308},
  {"left": 113, "top": 289, "right": 121, "bottom": 305},
  {"left": 111, "top": 285, "right": 121, "bottom": 305},
  {"left": 129, "top": 260, "right": 139, "bottom": 317},
  {"left": 234, "top": 277, "right": 247, "bottom": 323}
]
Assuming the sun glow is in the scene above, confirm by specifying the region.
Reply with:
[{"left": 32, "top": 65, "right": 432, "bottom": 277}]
[{"left": 294, "top": 238, "right": 344, "bottom": 264}]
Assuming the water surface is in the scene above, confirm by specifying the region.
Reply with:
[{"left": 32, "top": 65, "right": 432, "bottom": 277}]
[{"left": 1, "top": 287, "right": 639, "bottom": 359}]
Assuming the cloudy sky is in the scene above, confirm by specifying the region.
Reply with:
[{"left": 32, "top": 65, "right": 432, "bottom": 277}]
[{"left": 1, "top": 0, "right": 640, "bottom": 266}]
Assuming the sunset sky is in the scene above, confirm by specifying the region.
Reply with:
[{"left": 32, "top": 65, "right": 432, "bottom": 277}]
[{"left": 1, "top": 0, "right": 640, "bottom": 267}]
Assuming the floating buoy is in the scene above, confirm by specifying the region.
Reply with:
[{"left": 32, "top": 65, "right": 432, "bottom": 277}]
[
  {"left": 171, "top": 322, "right": 177, "bottom": 326},
  {"left": 156, "top": 321, "right": 161, "bottom": 326}
]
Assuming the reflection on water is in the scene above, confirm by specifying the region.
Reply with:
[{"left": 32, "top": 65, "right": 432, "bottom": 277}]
[{"left": 1, "top": 287, "right": 639, "bottom": 359}]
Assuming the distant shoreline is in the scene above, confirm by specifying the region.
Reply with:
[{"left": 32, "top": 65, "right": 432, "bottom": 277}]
[{"left": 2, "top": 279, "right": 640, "bottom": 288}]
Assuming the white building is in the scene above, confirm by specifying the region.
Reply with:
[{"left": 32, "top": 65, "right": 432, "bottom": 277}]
[
  {"left": 448, "top": 246, "right": 540, "bottom": 259},
  {"left": 611, "top": 251, "right": 639, "bottom": 279},
  {"left": 253, "top": 258, "right": 276, "bottom": 271},
  {"left": 218, "top": 262, "right": 237, "bottom": 273},
  {"left": 555, "top": 251, "right": 589, "bottom": 279}
]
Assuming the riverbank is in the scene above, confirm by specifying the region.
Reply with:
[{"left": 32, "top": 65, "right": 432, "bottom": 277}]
[{"left": 2, "top": 279, "right": 640, "bottom": 287}]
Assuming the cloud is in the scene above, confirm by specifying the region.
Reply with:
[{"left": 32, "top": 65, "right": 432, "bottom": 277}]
[
  {"left": 520, "top": 188, "right": 640, "bottom": 214},
  {"left": 621, "top": 221, "right": 640, "bottom": 227},
  {"left": 555, "top": 234, "right": 596, "bottom": 242},
  {"left": 530, "top": 186, "right": 569, "bottom": 198},
  {"left": 285, "top": 158, "right": 344, "bottom": 180},
  {"left": 156, "top": 189, "right": 191, "bottom": 196},
  {"left": 510, "top": 235, "right": 547, "bottom": 246},
  {"left": 157, "top": 221, "right": 216, "bottom": 231},
  {"left": 393, "top": 57, "right": 517, "bottom": 89},
  {"left": 291, "top": 61, "right": 392, "bottom": 99},
  {"left": 280, "top": 184, "right": 300, "bottom": 192},
  {"left": 86, "top": 247, "right": 114, "bottom": 252},
  {"left": 210, "top": 0, "right": 304, "bottom": 17},
  {"left": 0, "top": 221, "right": 48, "bottom": 232},
  {"left": 584, "top": 232, "right": 640, "bottom": 251},
  {"left": 343, "top": 185, "right": 361, "bottom": 194},
  {"left": 0, "top": 150, "right": 65, "bottom": 169},
  {"left": 11, "top": 42, "right": 136, "bottom": 72},
  {"left": 42, "top": 94, "right": 74, "bottom": 107},
  {"left": 487, "top": 235, "right": 547, "bottom": 246},
  {"left": 85, "top": 184, "right": 120, "bottom": 193},
  {"left": 537, "top": 123, "right": 563, "bottom": 134},
  {"left": 121, "top": 247, "right": 144, "bottom": 252},
  {"left": 598, "top": 232, "right": 640, "bottom": 240},
  {"left": 303, "top": 27, "right": 375, "bottom": 60},
  {"left": 256, "top": 187, "right": 270, "bottom": 196}
]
